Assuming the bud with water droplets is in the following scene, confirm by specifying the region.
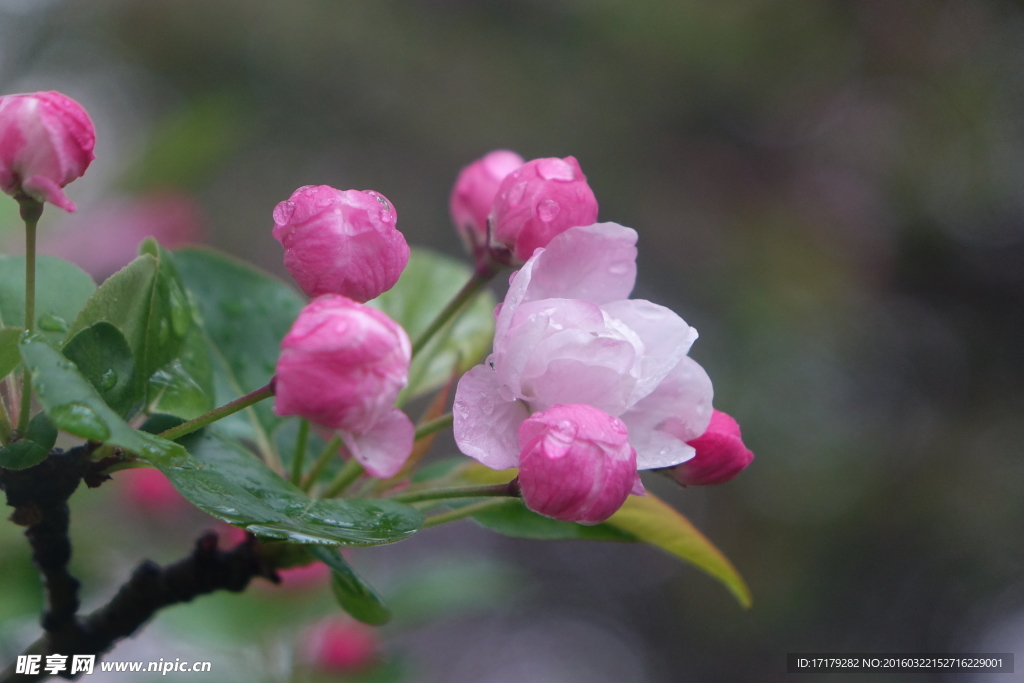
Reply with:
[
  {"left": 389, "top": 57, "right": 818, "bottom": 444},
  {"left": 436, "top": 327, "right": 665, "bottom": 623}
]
[
  {"left": 674, "top": 410, "right": 754, "bottom": 486},
  {"left": 0, "top": 91, "right": 96, "bottom": 212},
  {"left": 449, "top": 149, "right": 523, "bottom": 257},
  {"left": 273, "top": 294, "right": 414, "bottom": 478},
  {"left": 272, "top": 185, "right": 409, "bottom": 303},
  {"left": 517, "top": 404, "right": 638, "bottom": 525},
  {"left": 490, "top": 156, "right": 598, "bottom": 262}
]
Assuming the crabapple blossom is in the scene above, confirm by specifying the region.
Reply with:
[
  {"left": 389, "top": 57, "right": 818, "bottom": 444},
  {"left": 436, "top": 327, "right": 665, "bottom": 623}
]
[
  {"left": 674, "top": 409, "right": 754, "bottom": 486},
  {"left": 272, "top": 185, "right": 409, "bottom": 302},
  {"left": 0, "top": 91, "right": 96, "bottom": 212},
  {"left": 450, "top": 149, "right": 523, "bottom": 255},
  {"left": 273, "top": 294, "right": 414, "bottom": 478},
  {"left": 454, "top": 223, "right": 715, "bottom": 519},
  {"left": 302, "top": 618, "right": 379, "bottom": 673},
  {"left": 518, "top": 404, "right": 639, "bottom": 524},
  {"left": 489, "top": 156, "right": 598, "bottom": 262}
]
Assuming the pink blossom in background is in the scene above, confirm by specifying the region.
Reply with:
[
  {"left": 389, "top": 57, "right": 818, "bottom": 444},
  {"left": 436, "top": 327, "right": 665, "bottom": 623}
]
[
  {"left": 272, "top": 185, "right": 409, "bottom": 303},
  {"left": 0, "top": 91, "right": 95, "bottom": 212},
  {"left": 274, "top": 294, "right": 414, "bottom": 478},
  {"left": 449, "top": 149, "right": 523, "bottom": 255},
  {"left": 518, "top": 404, "right": 639, "bottom": 524},
  {"left": 489, "top": 156, "right": 598, "bottom": 262},
  {"left": 118, "top": 468, "right": 185, "bottom": 513},
  {"left": 37, "top": 192, "right": 204, "bottom": 280},
  {"left": 302, "top": 618, "right": 379, "bottom": 673},
  {"left": 454, "top": 223, "right": 715, "bottom": 520},
  {"left": 675, "top": 409, "right": 754, "bottom": 486}
]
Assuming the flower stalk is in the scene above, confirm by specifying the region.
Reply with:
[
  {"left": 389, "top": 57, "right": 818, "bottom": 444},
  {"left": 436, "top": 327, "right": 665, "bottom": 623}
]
[
  {"left": 17, "top": 196, "right": 43, "bottom": 436},
  {"left": 391, "top": 480, "right": 519, "bottom": 505},
  {"left": 158, "top": 383, "right": 275, "bottom": 442},
  {"left": 410, "top": 264, "right": 496, "bottom": 358}
]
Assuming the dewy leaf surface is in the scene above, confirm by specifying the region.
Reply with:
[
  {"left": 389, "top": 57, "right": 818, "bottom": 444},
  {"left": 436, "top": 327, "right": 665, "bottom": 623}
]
[
  {"left": 62, "top": 322, "right": 136, "bottom": 417},
  {"left": 172, "top": 247, "right": 304, "bottom": 440},
  {"left": 154, "top": 431, "right": 422, "bottom": 547},
  {"left": 64, "top": 242, "right": 213, "bottom": 419},
  {"left": 0, "top": 255, "right": 95, "bottom": 347},
  {"left": 367, "top": 249, "right": 495, "bottom": 400},
  {"left": 18, "top": 337, "right": 186, "bottom": 463}
]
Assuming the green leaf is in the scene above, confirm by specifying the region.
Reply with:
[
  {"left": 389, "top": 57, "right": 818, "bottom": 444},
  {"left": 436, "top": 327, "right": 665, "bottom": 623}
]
[
  {"left": 471, "top": 498, "right": 635, "bottom": 541},
  {"left": 0, "top": 440, "right": 48, "bottom": 470},
  {"left": 605, "top": 494, "right": 753, "bottom": 608},
  {"left": 24, "top": 412, "right": 56, "bottom": 451},
  {"left": 154, "top": 431, "right": 422, "bottom": 547},
  {"left": 446, "top": 462, "right": 750, "bottom": 605},
  {"left": 172, "top": 247, "right": 304, "bottom": 440},
  {"left": 0, "top": 327, "right": 22, "bottom": 380},
  {"left": 18, "top": 336, "right": 187, "bottom": 463},
  {"left": 61, "top": 322, "right": 136, "bottom": 417},
  {"left": 0, "top": 255, "right": 95, "bottom": 347},
  {"left": 368, "top": 249, "right": 495, "bottom": 400},
  {"left": 65, "top": 242, "right": 213, "bottom": 420},
  {"left": 0, "top": 413, "right": 57, "bottom": 471},
  {"left": 309, "top": 545, "right": 391, "bottom": 625}
]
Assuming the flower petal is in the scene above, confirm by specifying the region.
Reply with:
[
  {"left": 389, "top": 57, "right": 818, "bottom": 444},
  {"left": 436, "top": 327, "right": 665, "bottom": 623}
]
[
  {"left": 600, "top": 299, "right": 697, "bottom": 405},
  {"left": 494, "top": 222, "right": 638, "bottom": 345},
  {"left": 621, "top": 356, "right": 714, "bottom": 469},
  {"left": 339, "top": 407, "right": 414, "bottom": 479},
  {"left": 453, "top": 364, "right": 529, "bottom": 470}
]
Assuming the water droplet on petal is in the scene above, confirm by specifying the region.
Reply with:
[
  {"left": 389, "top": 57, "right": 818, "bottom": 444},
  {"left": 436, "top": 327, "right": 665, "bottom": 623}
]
[
  {"left": 537, "top": 199, "right": 561, "bottom": 222},
  {"left": 608, "top": 262, "right": 629, "bottom": 275},
  {"left": 537, "top": 158, "right": 574, "bottom": 181},
  {"left": 507, "top": 181, "right": 528, "bottom": 207},
  {"left": 37, "top": 314, "right": 68, "bottom": 333},
  {"left": 273, "top": 201, "right": 296, "bottom": 225}
]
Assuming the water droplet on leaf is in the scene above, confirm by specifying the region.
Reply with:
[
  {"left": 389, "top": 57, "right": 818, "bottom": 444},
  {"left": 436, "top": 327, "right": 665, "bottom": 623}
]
[
  {"left": 99, "top": 369, "right": 118, "bottom": 391},
  {"left": 49, "top": 402, "right": 110, "bottom": 441},
  {"left": 37, "top": 314, "right": 68, "bottom": 333}
]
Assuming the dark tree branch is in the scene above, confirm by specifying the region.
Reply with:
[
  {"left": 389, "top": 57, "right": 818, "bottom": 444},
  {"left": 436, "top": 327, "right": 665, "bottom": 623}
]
[{"left": 0, "top": 448, "right": 280, "bottom": 682}]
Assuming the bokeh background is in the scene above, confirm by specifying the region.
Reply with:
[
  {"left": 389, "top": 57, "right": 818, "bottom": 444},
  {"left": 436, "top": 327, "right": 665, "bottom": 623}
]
[{"left": 2, "top": 0, "right": 1024, "bottom": 681}]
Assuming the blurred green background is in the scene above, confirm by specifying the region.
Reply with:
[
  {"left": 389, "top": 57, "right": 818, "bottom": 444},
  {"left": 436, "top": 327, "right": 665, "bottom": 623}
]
[{"left": 2, "top": 0, "right": 1024, "bottom": 681}]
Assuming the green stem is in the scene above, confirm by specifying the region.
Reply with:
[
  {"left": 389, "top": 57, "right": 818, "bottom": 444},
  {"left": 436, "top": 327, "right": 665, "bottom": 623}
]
[
  {"left": 158, "top": 383, "right": 274, "bottom": 442},
  {"left": 411, "top": 265, "right": 496, "bottom": 358},
  {"left": 17, "top": 197, "right": 42, "bottom": 436},
  {"left": 391, "top": 481, "right": 518, "bottom": 505},
  {"left": 301, "top": 435, "right": 341, "bottom": 492},
  {"left": 414, "top": 413, "right": 453, "bottom": 441},
  {"left": 321, "top": 458, "right": 365, "bottom": 498},
  {"left": 423, "top": 498, "right": 510, "bottom": 528},
  {"left": 289, "top": 419, "right": 310, "bottom": 485}
]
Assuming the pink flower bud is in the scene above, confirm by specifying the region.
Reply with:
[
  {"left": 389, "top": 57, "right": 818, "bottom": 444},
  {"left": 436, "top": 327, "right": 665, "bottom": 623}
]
[
  {"left": 272, "top": 185, "right": 409, "bottom": 303},
  {"left": 274, "top": 294, "right": 414, "bottom": 478},
  {"left": 449, "top": 150, "right": 523, "bottom": 254},
  {"left": 118, "top": 468, "right": 186, "bottom": 513},
  {"left": 0, "top": 91, "right": 96, "bottom": 212},
  {"left": 517, "top": 404, "right": 637, "bottom": 525},
  {"left": 303, "top": 618, "right": 379, "bottom": 673},
  {"left": 676, "top": 410, "right": 754, "bottom": 486},
  {"left": 490, "top": 156, "right": 598, "bottom": 262}
]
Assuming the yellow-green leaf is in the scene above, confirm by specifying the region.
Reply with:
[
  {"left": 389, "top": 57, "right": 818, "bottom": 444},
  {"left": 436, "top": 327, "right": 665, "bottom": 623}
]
[{"left": 606, "top": 494, "right": 752, "bottom": 608}]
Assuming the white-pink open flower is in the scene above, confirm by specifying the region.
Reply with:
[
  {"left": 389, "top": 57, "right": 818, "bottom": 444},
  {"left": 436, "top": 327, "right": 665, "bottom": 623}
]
[{"left": 453, "top": 223, "right": 714, "bottom": 475}]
